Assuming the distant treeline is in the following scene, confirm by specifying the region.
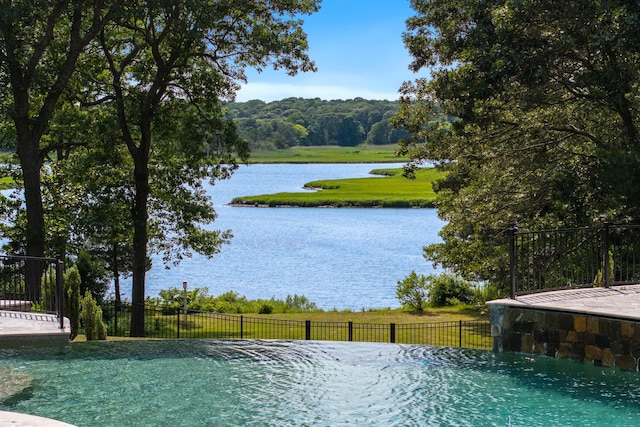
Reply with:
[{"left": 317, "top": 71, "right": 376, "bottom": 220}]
[{"left": 225, "top": 98, "right": 411, "bottom": 150}]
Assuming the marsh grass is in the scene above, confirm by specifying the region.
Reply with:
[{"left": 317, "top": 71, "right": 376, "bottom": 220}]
[
  {"left": 248, "top": 144, "right": 407, "bottom": 163},
  {"left": 231, "top": 167, "right": 443, "bottom": 208},
  {"left": 0, "top": 176, "right": 13, "bottom": 190}
]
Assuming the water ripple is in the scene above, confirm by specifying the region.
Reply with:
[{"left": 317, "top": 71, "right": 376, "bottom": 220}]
[{"left": 2, "top": 340, "right": 640, "bottom": 426}]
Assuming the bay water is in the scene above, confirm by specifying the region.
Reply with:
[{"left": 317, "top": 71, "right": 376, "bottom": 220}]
[{"left": 136, "top": 163, "right": 444, "bottom": 310}]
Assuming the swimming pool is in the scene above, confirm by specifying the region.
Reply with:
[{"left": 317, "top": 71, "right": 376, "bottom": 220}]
[{"left": 1, "top": 340, "right": 639, "bottom": 426}]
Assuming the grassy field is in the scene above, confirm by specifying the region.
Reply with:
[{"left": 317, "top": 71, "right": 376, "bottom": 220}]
[
  {"left": 79, "top": 305, "right": 491, "bottom": 349},
  {"left": 248, "top": 144, "right": 407, "bottom": 163},
  {"left": 231, "top": 167, "right": 443, "bottom": 208}
]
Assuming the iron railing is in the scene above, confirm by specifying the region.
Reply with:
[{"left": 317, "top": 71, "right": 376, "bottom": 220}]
[
  {"left": 0, "top": 254, "right": 65, "bottom": 329},
  {"left": 100, "top": 303, "right": 491, "bottom": 349},
  {"left": 509, "top": 224, "right": 640, "bottom": 298}
]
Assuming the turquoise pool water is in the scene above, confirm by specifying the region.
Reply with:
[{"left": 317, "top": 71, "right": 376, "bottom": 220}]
[{"left": 1, "top": 340, "right": 640, "bottom": 426}]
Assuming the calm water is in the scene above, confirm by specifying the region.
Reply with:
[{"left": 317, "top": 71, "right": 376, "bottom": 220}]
[
  {"left": 135, "top": 164, "right": 445, "bottom": 310},
  {"left": 1, "top": 340, "right": 640, "bottom": 426}
]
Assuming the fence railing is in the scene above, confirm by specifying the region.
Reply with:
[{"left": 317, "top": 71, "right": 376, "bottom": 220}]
[
  {"left": 100, "top": 303, "right": 491, "bottom": 350},
  {"left": 0, "top": 254, "right": 65, "bottom": 329},
  {"left": 509, "top": 224, "right": 640, "bottom": 298}
]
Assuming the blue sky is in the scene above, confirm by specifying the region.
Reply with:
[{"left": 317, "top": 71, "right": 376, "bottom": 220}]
[{"left": 235, "top": 0, "right": 421, "bottom": 102}]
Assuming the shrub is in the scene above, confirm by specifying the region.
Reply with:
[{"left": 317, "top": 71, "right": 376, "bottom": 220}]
[
  {"left": 427, "top": 273, "right": 473, "bottom": 307},
  {"left": 396, "top": 271, "right": 429, "bottom": 311},
  {"left": 64, "top": 266, "right": 81, "bottom": 340},
  {"left": 284, "top": 294, "right": 318, "bottom": 312},
  {"left": 80, "top": 290, "right": 107, "bottom": 340},
  {"left": 258, "top": 303, "right": 274, "bottom": 314}
]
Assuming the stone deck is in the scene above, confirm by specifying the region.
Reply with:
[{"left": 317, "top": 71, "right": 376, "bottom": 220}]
[
  {"left": 0, "top": 310, "right": 70, "bottom": 346},
  {"left": 488, "top": 284, "right": 640, "bottom": 321},
  {"left": 488, "top": 284, "right": 640, "bottom": 370}
]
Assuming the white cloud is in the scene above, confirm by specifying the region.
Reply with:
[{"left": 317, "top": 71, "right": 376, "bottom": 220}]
[{"left": 234, "top": 82, "right": 402, "bottom": 103}]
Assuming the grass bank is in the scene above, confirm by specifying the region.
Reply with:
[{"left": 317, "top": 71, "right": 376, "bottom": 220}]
[
  {"left": 248, "top": 144, "right": 407, "bottom": 163},
  {"left": 231, "top": 167, "right": 443, "bottom": 208}
]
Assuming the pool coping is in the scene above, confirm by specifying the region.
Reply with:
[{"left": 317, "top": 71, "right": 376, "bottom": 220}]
[
  {"left": 486, "top": 284, "right": 640, "bottom": 322},
  {"left": 0, "top": 310, "right": 70, "bottom": 346},
  {"left": 0, "top": 410, "right": 77, "bottom": 427}
]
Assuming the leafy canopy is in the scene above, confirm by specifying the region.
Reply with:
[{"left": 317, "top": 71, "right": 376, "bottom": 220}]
[{"left": 394, "top": 0, "right": 640, "bottom": 289}]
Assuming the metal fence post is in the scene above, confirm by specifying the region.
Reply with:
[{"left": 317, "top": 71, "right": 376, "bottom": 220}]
[
  {"left": 603, "top": 222, "right": 611, "bottom": 288},
  {"left": 348, "top": 321, "right": 353, "bottom": 342},
  {"left": 240, "top": 315, "right": 244, "bottom": 339},
  {"left": 390, "top": 323, "right": 396, "bottom": 343},
  {"left": 509, "top": 225, "right": 518, "bottom": 298},
  {"left": 305, "top": 320, "right": 311, "bottom": 340},
  {"left": 459, "top": 320, "right": 463, "bottom": 347},
  {"left": 56, "top": 259, "right": 65, "bottom": 329},
  {"left": 177, "top": 310, "right": 180, "bottom": 339}
]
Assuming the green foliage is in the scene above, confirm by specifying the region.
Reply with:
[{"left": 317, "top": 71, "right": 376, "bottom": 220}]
[
  {"left": 397, "top": 272, "right": 474, "bottom": 310},
  {"left": 284, "top": 294, "right": 317, "bottom": 312},
  {"left": 257, "top": 303, "right": 274, "bottom": 315},
  {"left": 594, "top": 250, "right": 615, "bottom": 286},
  {"left": 148, "top": 287, "right": 319, "bottom": 315},
  {"left": 75, "top": 251, "right": 109, "bottom": 305},
  {"left": 427, "top": 273, "right": 473, "bottom": 308},
  {"left": 395, "top": 0, "right": 640, "bottom": 290},
  {"left": 470, "top": 282, "right": 504, "bottom": 305},
  {"left": 64, "top": 266, "right": 81, "bottom": 340},
  {"left": 396, "top": 271, "right": 429, "bottom": 311},
  {"left": 80, "top": 290, "right": 107, "bottom": 340},
  {"left": 227, "top": 99, "right": 412, "bottom": 150}
]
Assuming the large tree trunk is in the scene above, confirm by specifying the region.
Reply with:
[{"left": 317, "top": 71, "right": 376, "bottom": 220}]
[
  {"left": 129, "top": 150, "right": 150, "bottom": 337},
  {"left": 16, "top": 131, "right": 46, "bottom": 301}
]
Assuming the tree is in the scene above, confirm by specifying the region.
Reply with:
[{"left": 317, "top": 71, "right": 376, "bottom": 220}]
[
  {"left": 61, "top": 114, "right": 137, "bottom": 307},
  {"left": 91, "top": 0, "right": 319, "bottom": 336},
  {"left": 396, "top": 270, "right": 429, "bottom": 311},
  {"left": 0, "top": 0, "right": 119, "bottom": 298},
  {"left": 80, "top": 290, "right": 107, "bottom": 340},
  {"left": 394, "top": 0, "right": 640, "bottom": 289},
  {"left": 64, "top": 265, "right": 81, "bottom": 340}
]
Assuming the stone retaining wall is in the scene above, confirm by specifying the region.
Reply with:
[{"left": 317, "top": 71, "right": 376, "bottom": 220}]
[{"left": 490, "top": 304, "right": 640, "bottom": 370}]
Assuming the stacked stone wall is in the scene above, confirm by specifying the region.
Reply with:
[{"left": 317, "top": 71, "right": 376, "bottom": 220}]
[{"left": 490, "top": 305, "right": 640, "bottom": 371}]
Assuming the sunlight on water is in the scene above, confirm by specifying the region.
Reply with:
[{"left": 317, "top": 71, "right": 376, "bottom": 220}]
[{"left": 1, "top": 340, "right": 640, "bottom": 426}]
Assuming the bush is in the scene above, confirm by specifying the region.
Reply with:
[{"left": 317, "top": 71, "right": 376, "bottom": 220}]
[
  {"left": 64, "top": 266, "right": 81, "bottom": 340},
  {"left": 427, "top": 273, "right": 473, "bottom": 307},
  {"left": 80, "top": 290, "right": 107, "bottom": 340},
  {"left": 284, "top": 294, "right": 318, "bottom": 312},
  {"left": 396, "top": 271, "right": 429, "bottom": 311},
  {"left": 258, "top": 303, "right": 274, "bottom": 314}
]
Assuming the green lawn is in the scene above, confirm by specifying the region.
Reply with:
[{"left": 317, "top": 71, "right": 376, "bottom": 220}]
[
  {"left": 248, "top": 144, "right": 407, "bottom": 163},
  {"left": 231, "top": 167, "right": 443, "bottom": 208},
  {"left": 86, "top": 305, "right": 491, "bottom": 349}
]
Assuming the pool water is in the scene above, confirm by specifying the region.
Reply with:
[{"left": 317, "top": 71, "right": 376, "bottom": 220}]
[{"left": 1, "top": 340, "right": 640, "bottom": 426}]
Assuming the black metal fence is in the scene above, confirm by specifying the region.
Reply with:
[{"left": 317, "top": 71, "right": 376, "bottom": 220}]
[
  {"left": 510, "top": 224, "right": 640, "bottom": 297},
  {"left": 0, "top": 254, "right": 65, "bottom": 329},
  {"left": 100, "top": 303, "right": 491, "bottom": 349}
]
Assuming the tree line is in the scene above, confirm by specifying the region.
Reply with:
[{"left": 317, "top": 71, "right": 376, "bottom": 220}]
[{"left": 226, "top": 98, "right": 411, "bottom": 149}]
